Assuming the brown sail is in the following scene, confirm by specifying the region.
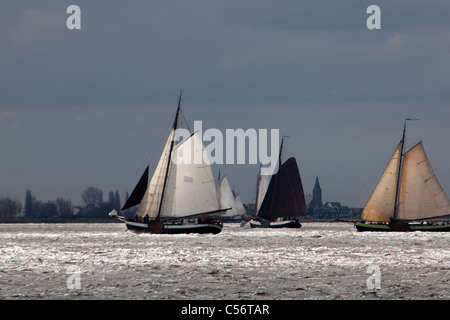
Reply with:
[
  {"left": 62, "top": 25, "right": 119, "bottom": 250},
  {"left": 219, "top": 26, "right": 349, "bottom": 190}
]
[{"left": 257, "top": 157, "right": 307, "bottom": 221}]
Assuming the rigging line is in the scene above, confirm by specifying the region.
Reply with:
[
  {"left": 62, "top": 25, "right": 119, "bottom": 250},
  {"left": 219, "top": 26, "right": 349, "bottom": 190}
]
[
  {"left": 402, "top": 118, "right": 420, "bottom": 153},
  {"left": 177, "top": 91, "right": 192, "bottom": 133},
  {"left": 179, "top": 107, "right": 192, "bottom": 133},
  {"left": 124, "top": 112, "right": 172, "bottom": 194}
]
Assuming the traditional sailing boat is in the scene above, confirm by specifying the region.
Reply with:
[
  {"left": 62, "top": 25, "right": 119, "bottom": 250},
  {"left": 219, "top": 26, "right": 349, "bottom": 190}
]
[
  {"left": 216, "top": 175, "right": 247, "bottom": 222},
  {"left": 355, "top": 119, "right": 450, "bottom": 232},
  {"left": 249, "top": 138, "right": 307, "bottom": 228},
  {"left": 234, "top": 193, "right": 247, "bottom": 217},
  {"left": 110, "top": 94, "right": 229, "bottom": 234}
]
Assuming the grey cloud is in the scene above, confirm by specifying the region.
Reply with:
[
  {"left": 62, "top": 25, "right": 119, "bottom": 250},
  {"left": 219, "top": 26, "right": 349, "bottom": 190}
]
[{"left": 1, "top": 1, "right": 449, "bottom": 206}]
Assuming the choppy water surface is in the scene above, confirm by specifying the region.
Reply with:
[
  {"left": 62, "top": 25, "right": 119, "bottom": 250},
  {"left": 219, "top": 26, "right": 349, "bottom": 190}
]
[{"left": 0, "top": 222, "right": 448, "bottom": 299}]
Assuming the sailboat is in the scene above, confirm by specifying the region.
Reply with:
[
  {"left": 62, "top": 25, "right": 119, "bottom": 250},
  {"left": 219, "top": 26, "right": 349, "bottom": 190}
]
[
  {"left": 249, "top": 138, "right": 307, "bottom": 228},
  {"left": 234, "top": 193, "right": 247, "bottom": 217},
  {"left": 110, "top": 93, "right": 229, "bottom": 234},
  {"left": 355, "top": 119, "right": 450, "bottom": 232},
  {"left": 216, "top": 175, "right": 247, "bottom": 222}
]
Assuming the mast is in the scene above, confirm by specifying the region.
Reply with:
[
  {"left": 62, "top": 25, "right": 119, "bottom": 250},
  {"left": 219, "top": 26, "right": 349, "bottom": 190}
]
[
  {"left": 255, "top": 164, "right": 261, "bottom": 215},
  {"left": 393, "top": 118, "right": 418, "bottom": 220},
  {"left": 156, "top": 92, "right": 183, "bottom": 219},
  {"left": 268, "top": 136, "right": 284, "bottom": 220}
]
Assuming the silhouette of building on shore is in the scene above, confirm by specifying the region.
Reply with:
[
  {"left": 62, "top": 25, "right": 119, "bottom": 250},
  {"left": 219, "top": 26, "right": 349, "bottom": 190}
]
[
  {"left": 245, "top": 176, "right": 362, "bottom": 220},
  {"left": 308, "top": 176, "right": 322, "bottom": 208},
  {"left": 305, "top": 176, "right": 362, "bottom": 219}
]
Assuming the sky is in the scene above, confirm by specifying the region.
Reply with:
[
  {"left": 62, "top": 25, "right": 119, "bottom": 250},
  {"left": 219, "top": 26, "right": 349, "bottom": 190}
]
[{"left": 1, "top": 1, "right": 450, "bottom": 207}]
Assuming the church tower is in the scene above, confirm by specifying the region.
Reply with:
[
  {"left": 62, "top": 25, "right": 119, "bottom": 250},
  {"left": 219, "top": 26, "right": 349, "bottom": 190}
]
[{"left": 310, "top": 176, "right": 322, "bottom": 208}]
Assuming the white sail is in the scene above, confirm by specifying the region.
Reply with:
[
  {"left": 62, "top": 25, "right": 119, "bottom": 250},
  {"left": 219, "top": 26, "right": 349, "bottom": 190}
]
[
  {"left": 234, "top": 194, "right": 247, "bottom": 215},
  {"left": 360, "top": 142, "right": 402, "bottom": 222},
  {"left": 160, "top": 131, "right": 221, "bottom": 218},
  {"left": 256, "top": 155, "right": 280, "bottom": 216},
  {"left": 398, "top": 142, "right": 450, "bottom": 220},
  {"left": 256, "top": 171, "right": 272, "bottom": 215},
  {"left": 135, "top": 128, "right": 174, "bottom": 219},
  {"left": 217, "top": 176, "right": 238, "bottom": 217}
]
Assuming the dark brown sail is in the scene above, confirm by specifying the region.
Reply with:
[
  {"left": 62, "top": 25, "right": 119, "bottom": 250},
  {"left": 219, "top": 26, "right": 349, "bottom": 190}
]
[
  {"left": 121, "top": 166, "right": 149, "bottom": 211},
  {"left": 257, "top": 157, "right": 307, "bottom": 221}
]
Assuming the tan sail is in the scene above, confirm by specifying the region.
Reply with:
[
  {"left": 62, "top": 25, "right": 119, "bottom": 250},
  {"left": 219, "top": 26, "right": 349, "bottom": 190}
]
[
  {"left": 398, "top": 142, "right": 450, "bottom": 220},
  {"left": 135, "top": 128, "right": 175, "bottom": 219},
  {"left": 360, "top": 142, "right": 402, "bottom": 222}
]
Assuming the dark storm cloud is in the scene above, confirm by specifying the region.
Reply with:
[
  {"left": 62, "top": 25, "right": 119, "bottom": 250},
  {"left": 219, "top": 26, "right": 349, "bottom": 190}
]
[{"left": 2, "top": 0, "right": 450, "bottom": 107}]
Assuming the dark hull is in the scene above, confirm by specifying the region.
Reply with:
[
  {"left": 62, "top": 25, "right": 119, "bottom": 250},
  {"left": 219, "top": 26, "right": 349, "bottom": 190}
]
[
  {"left": 355, "top": 222, "right": 450, "bottom": 232},
  {"left": 163, "top": 223, "right": 223, "bottom": 234},
  {"left": 124, "top": 220, "right": 223, "bottom": 234},
  {"left": 249, "top": 219, "right": 302, "bottom": 229}
]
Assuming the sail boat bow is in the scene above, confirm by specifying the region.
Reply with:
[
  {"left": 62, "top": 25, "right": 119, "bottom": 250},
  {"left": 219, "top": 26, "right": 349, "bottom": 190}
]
[
  {"left": 112, "top": 94, "right": 227, "bottom": 234},
  {"left": 356, "top": 120, "right": 450, "bottom": 232}
]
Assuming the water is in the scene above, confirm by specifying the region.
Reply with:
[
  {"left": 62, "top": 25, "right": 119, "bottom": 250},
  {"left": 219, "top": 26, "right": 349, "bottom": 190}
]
[{"left": 0, "top": 222, "right": 448, "bottom": 299}]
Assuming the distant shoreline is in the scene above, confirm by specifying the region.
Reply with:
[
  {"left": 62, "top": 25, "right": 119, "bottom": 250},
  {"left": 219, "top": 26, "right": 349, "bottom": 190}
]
[
  {"left": 0, "top": 218, "right": 357, "bottom": 224},
  {"left": 0, "top": 218, "right": 122, "bottom": 224}
]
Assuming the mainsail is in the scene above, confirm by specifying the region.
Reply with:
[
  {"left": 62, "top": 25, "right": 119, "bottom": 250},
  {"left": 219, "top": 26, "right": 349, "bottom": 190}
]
[
  {"left": 134, "top": 130, "right": 223, "bottom": 220},
  {"left": 256, "top": 157, "right": 307, "bottom": 221},
  {"left": 398, "top": 142, "right": 450, "bottom": 220},
  {"left": 160, "top": 131, "right": 222, "bottom": 218}
]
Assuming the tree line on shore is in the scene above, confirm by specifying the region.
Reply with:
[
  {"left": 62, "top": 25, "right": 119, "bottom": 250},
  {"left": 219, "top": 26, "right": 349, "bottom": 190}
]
[{"left": 0, "top": 187, "right": 129, "bottom": 220}]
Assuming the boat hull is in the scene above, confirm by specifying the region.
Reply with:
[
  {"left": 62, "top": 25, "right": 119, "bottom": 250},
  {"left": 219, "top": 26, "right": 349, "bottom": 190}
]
[
  {"left": 249, "top": 219, "right": 302, "bottom": 229},
  {"left": 355, "top": 222, "right": 450, "bottom": 232},
  {"left": 124, "top": 219, "right": 223, "bottom": 234}
]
